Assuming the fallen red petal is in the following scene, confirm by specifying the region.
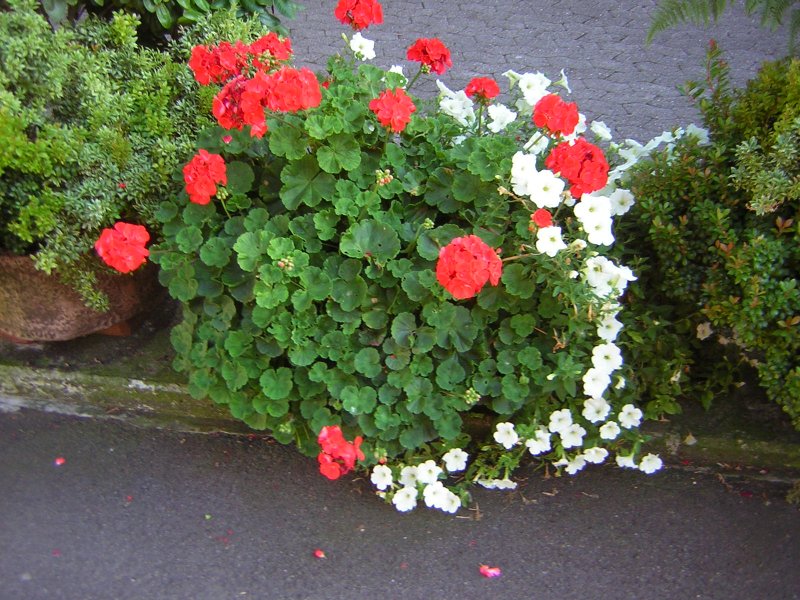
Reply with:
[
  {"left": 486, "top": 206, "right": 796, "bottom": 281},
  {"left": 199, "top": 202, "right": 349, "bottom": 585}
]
[
  {"left": 52, "top": 549, "right": 62, "bottom": 557},
  {"left": 54, "top": 457, "right": 66, "bottom": 466},
  {"left": 313, "top": 549, "right": 326, "bottom": 559},
  {"left": 479, "top": 564, "right": 502, "bottom": 578}
]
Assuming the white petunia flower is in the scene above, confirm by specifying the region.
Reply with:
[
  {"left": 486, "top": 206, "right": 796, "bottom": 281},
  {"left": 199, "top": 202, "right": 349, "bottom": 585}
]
[
  {"left": 590, "top": 120, "right": 613, "bottom": 141},
  {"left": 524, "top": 132, "right": 551, "bottom": 155},
  {"left": 685, "top": 123, "right": 710, "bottom": 145},
  {"left": 349, "top": 32, "right": 375, "bottom": 60},
  {"left": 518, "top": 71, "right": 552, "bottom": 106},
  {"left": 574, "top": 194, "right": 613, "bottom": 228},
  {"left": 398, "top": 465, "right": 419, "bottom": 487},
  {"left": 388, "top": 65, "right": 406, "bottom": 80},
  {"left": 536, "top": 226, "right": 568, "bottom": 257},
  {"left": 597, "top": 314, "right": 624, "bottom": 342},
  {"left": 608, "top": 188, "right": 635, "bottom": 216},
  {"left": 494, "top": 422, "right": 519, "bottom": 449},
  {"left": 616, "top": 453, "right": 638, "bottom": 469},
  {"left": 442, "top": 448, "right": 469, "bottom": 473},
  {"left": 436, "top": 80, "right": 475, "bottom": 126},
  {"left": 423, "top": 481, "right": 448, "bottom": 508},
  {"left": 560, "top": 423, "right": 587, "bottom": 449},
  {"left": 487, "top": 104, "right": 517, "bottom": 133},
  {"left": 548, "top": 408, "right": 573, "bottom": 434},
  {"left": 416, "top": 459, "right": 443, "bottom": 484},
  {"left": 592, "top": 343, "right": 623, "bottom": 374},
  {"left": 565, "top": 454, "right": 587, "bottom": 474},
  {"left": 599, "top": 420, "right": 621, "bottom": 440},
  {"left": 370, "top": 464, "right": 393, "bottom": 491},
  {"left": 583, "top": 217, "right": 615, "bottom": 246},
  {"left": 582, "top": 396, "right": 611, "bottom": 423},
  {"left": 527, "top": 169, "right": 565, "bottom": 208},
  {"left": 477, "top": 477, "right": 518, "bottom": 490},
  {"left": 583, "top": 367, "right": 611, "bottom": 399},
  {"left": 618, "top": 404, "right": 643, "bottom": 429},
  {"left": 525, "top": 428, "right": 552, "bottom": 455},
  {"left": 392, "top": 486, "right": 418, "bottom": 512},
  {"left": 510, "top": 151, "right": 539, "bottom": 197},
  {"left": 582, "top": 446, "right": 609, "bottom": 464},
  {"left": 439, "top": 490, "right": 462, "bottom": 513},
  {"left": 638, "top": 453, "right": 663, "bottom": 474}
]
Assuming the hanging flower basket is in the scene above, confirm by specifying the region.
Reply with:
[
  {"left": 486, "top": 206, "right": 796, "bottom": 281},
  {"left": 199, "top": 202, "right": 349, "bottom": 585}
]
[{"left": 0, "top": 254, "right": 162, "bottom": 342}]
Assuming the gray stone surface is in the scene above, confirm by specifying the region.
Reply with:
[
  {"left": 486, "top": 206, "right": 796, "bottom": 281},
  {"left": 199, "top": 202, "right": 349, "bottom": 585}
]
[
  {"left": 286, "top": 0, "right": 790, "bottom": 141},
  {"left": 1, "top": 409, "right": 798, "bottom": 600}
]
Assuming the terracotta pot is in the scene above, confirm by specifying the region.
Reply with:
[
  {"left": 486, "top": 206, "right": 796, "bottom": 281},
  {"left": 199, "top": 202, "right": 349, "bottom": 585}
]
[{"left": 0, "top": 255, "right": 163, "bottom": 342}]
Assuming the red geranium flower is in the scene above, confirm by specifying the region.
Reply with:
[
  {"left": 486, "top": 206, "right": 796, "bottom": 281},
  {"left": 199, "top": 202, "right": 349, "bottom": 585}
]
[
  {"left": 183, "top": 149, "right": 227, "bottom": 205},
  {"left": 249, "top": 32, "right": 293, "bottom": 64},
  {"left": 369, "top": 88, "right": 416, "bottom": 133},
  {"left": 334, "top": 0, "right": 384, "bottom": 30},
  {"left": 263, "top": 66, "right": 323, "bottom": 113},
  {"left": 317, "top": 425, "right": 365, "bottom": 480},
  {"left": 531, "top": 208, "right": 553, "bottom": 228},
  {"left": 212, "top": 74, "right": 249, "bottom": 131},
  {"left": 188, "top": 41, "right": 250, "bottom": 86},
  {"left": 533, "top": 93, "right": 580, "bottom": 136},
  {"left": 406, "top": 38, "right": 452, "bottom": 75},
  {"left": 436, "top": 235, "right": 502, "bottom": 300},
  {"left": 95, "top": 222, "right": 150, "bottom": 273},
  {"left": 465, "top": 77, "right": 500, "bottom": 102},
  {"left": 545, "top": 138, "right": 609, "bottom": 198}
]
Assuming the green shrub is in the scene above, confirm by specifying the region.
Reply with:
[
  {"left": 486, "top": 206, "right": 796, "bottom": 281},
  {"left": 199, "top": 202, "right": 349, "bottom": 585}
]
[
  {"left": 0, "top": 0, "right": 276, "bottom": 309},
  {"left": 32, "top": 0, "right": 300, "bottom": 42},
  {"left": 621, "top": 44, "right": 800, "bottom": 427}
]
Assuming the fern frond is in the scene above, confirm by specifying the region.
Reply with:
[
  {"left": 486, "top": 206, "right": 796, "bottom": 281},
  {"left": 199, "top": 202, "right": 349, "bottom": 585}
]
[{"left": 647, "top": 0, "right": 735, "bottom": 44}]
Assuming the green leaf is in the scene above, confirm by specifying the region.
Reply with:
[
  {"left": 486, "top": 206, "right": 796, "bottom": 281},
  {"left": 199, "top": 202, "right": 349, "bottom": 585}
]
[
  {"left": 435, "top": 354, "right": 466, "bottom": 390},
  {"left": 200, "top": 237, "right": 232, "bottom": 268},
  {"left": 399, "top": 426, "right": 426, "bottom": 449},
  {"left": 342, "top": 386, "right": 378, "bottom": 415},
  {"left": 234, "top": 232, "right": 267, "bottom": 272},
  {"left": 340, "top": 219, "right": 401, "bottom": 262},
  {"left": 300, "top": 267, "right": 332, "bottom": 300},
  {"left": 269, "top": 125, "right": 308, "bottom": 160},
  {"left": 259, "top": 367, "right": 294, "bottom": 400},
  {"left": 224, "top": 331, "right": 253, "bottom": 358},
  {"left": 221, "top": 360, "right": 248, "bottom": 390},
  {"left": 313, "top": 210, "right": 339, "bottom": 241},
  {"left": 316, "top": 134, "right": 362, "bottom": 174},
  {"left": 391, "top": 312, "right": 416, "bottom": 347},
  {"left": 502, "top": 263, "right": 537, "bottom": 299},
  {"left": 374, "top": 405, "right": 401, "bottom": 431},
  {"left": 226, "top": 161, "right": 255, "bottom": 194},
  {"left": 176, "top": 226, "right": 203, "bottom": 253},
  {"left": 518, "top": 346, "right": 543, "bottom": 370},
  {"left": 363, "top": 310, "right": 388, "bottom": 329},
  {"left": 354, "top": 347, "right": 382, "bottom": 378},
  {"left": 331, "top": 277, "right": 367, "bottom": 311},
  {"left": 280, "top": 155, "right": 336, "bottom": 210}
]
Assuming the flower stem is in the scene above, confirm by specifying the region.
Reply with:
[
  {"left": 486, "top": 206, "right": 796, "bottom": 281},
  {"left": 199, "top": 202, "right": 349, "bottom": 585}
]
[{"left": 406, "top": 66, "right": 424, "bottom": 92}]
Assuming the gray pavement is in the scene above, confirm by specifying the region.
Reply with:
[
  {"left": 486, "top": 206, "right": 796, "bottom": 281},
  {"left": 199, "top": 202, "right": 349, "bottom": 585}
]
[
  {"left": 1, "top": 2, "right": 798, "bottom": 599},
  {"left": 1, "top": 409, "right": 798, "bottom": 600},
  {"left": 288, "top": 0, "right": 789, "bottom": 141}
]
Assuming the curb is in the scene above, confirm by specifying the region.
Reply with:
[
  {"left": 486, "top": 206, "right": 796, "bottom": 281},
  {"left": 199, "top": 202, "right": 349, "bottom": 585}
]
[{"left": 2, "top": 360, "right": 799, "bottom": 481}]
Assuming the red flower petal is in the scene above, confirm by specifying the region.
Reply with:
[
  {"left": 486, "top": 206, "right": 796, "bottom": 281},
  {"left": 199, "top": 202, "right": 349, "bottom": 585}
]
[
  {"left": 54, "top": 457, "right": 66, "bottom": 466},
  {"left": 479, "top": 564, "right": 502, "bottom": 578},
  {"left": 313, "top": 548, "right": 326, "bottom": 559}
]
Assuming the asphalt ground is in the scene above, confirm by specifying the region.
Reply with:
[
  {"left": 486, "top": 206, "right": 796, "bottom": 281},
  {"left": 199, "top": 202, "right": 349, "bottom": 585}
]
[{"left": 1, "top": 409, "right": 798, "bottom": 600}]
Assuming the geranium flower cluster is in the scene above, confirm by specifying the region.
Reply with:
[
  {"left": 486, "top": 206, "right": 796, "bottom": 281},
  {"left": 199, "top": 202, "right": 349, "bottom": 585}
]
[
  {"left": 189, "top": 32, "right": 319, "bottom": 142},
  {"left": 435, "top": 235, "right": 503, "bottom": 300},
  {"left": 317, "top": 425, "right": 365, "bottom": 480},
  {"left": 94, "top": 222, "right": 150, "bottom": 273}
]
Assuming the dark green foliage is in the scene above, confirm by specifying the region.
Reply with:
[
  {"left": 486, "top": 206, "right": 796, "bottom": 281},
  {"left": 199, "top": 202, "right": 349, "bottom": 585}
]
[{"left": 622, "top": 46, "right": 800, "bottom": 427}]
